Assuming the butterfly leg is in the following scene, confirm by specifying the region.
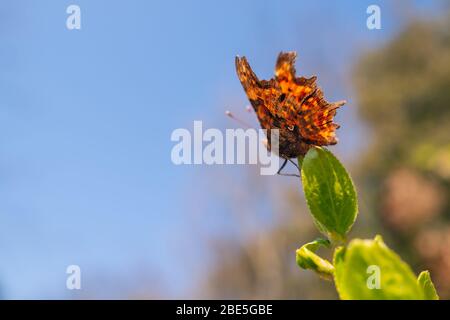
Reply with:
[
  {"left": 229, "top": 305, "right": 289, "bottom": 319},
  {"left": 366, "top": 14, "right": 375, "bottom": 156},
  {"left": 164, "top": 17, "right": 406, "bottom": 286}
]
[
  {"left": 277, "top": 159, "right": 287, "bottom": 174},
  {"left": 277, "top": 159, "right": 300, "bottom": 178},
  {"left": 288, "top": 159, "right": 301, "bottom": 172}
]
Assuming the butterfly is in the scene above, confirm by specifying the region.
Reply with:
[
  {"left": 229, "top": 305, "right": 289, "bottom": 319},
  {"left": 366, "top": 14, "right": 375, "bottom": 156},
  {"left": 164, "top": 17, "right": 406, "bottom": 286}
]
[{"left": 235, "top": 51, "right": 345, "bottom": 175}]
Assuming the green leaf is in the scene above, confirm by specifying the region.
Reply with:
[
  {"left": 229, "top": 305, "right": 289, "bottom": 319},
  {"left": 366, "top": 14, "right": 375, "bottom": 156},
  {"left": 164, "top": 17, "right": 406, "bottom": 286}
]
[
  {"left": 418, "top": 271, "right": 439, "bottom": 300},
  {"left": 300, "top": 147, "right": 358, "bottom": 241},
  {"left": 296, "top": 238, "right": 334, "bottom": 280},
  {"left": 333, "top": 235, "right": 426, "bottom": 300}
]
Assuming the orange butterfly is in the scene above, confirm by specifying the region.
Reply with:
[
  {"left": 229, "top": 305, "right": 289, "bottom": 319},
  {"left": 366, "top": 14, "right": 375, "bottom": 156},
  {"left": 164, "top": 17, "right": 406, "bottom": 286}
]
[{"left": 235, "top": 52, "right": 345, "bottom": 170}]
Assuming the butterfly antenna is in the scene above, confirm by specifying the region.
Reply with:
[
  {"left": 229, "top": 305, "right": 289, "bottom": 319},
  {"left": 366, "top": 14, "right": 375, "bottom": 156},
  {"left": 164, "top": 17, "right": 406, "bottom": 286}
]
[{"left": 225, "top": 110, "right": 253, "bottom": 129}]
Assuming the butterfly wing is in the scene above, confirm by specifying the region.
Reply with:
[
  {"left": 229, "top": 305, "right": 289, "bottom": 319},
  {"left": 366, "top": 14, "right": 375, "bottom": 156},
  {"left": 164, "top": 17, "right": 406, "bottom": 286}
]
[
  {"left": 235, "top": 56, "right": 279, "bottom": 132},
  {"left": 274, "top": 52, "right": 345, "bottom": 146}
]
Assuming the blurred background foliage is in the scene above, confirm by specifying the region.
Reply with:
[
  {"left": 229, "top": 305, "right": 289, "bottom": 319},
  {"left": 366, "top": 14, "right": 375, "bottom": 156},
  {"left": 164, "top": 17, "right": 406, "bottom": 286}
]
[
  {"left": 354, "top": 12, "right": 450, "bottom": 297},
  {"left": 200, "top": 12, "right": 450, "bottom": 299}
]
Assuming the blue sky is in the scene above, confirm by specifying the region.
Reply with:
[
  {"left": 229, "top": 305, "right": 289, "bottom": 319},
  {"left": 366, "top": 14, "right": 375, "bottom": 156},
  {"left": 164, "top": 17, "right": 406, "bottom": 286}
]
[{"left": 0, "top": 0, "right": 444, "bottom": 298}]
